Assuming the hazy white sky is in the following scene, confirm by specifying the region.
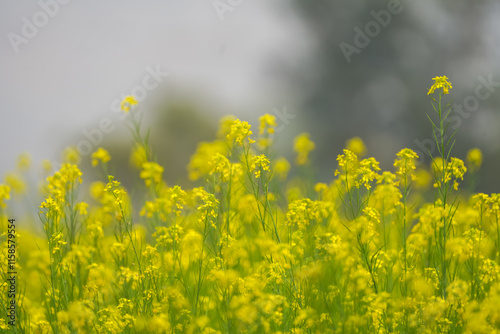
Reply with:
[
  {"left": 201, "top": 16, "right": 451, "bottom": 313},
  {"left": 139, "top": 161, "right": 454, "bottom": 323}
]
[{"left": 0, "top": 0, "right": 312, "bottom": 177}]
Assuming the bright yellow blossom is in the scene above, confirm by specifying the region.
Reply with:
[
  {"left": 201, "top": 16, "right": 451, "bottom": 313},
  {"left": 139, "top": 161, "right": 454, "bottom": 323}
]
[
  {"left": 227, "top": 119, "right": 254, "bottom": 145},
  {"left": 250, "top": 154, "right": 271, "bottom": 178},
  {"left": 120, "top": 95, "right": 138, "bottom": 112},
  {"left": 427, "top": 75, "right": 453, "bottom": 95},
  {"left": 5, "top": 106, "right": 500, "bottom": 333},
  {"left": 394, "top": 148, "right": 419, "bottom": 182}
]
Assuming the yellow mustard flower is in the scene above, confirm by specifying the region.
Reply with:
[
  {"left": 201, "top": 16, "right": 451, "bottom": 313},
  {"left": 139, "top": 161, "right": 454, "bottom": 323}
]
[
  {"left": 274, "top": 157, "right": 291, "bottom": 180},
  {"left": 89, "top": 181, "right": 105, "bottom": 200},
  {"left": 286, "top": 198, "right": 332, "bottom": 229},
  {"left": 62, "top": 146, "right": 81, "bottom": 164},
  {"left": 197, "top": 193, "right": 219, "bottom": 228},
  {"left": 4, "top": 172, "right": 26, "bottom": 195},
  {"left": 250, "top": 154, "right": 271, "bottom": 178},
  {"left": 346, "top": 137, "right": 367, "bottom": 158},
  {"left": 130, "top": 144, "right": 148, "bottom": 170},
  {"left": 50, "top": 232, "right": 67, "bottom": 254},
  {"left": 413, "top": 168, "right": 432, "bottom": 190},
  {"left": 66, "top": 301, "right": 95, "bottom": 331},
  {"left": 216, "top": 115, "right": 237, "bottom": 139},
  {"left": 259, "top": 114, "right": 277, "bottom": 135},
  {"left": 335, "top": 149, "right": 358, "bottom": 176},
  {"left": 0, "top": 319, "right": 9, "bottom": 330},
  {"left": 76, "top": 201, "right": 88, "bottom": 216},
  {"left": 427, "top": 76, "right": 453, "bottom": 95},
  {"left": 257, "top": 114, "right": 277, "bottom": 149},
  {"left": 294, "top": 133, "right": 315, "bottom": 165},
  {"left": 208, "top": 153, "right": 230, "bottom": 177},
  {"left": 16, "top": 152, "right": 31, "bottom": 171},
  {"left": 91, "top": 147, "right": 111, "bottom": 167},
  {"left": 103, "top": 175, "right": 128, "bottom": 210},
  {"left": 41, "top": 159, "right": 52, "bottom": 173},
  {"left": 394, "top": 148, "right": 419, "bottom": 182},
  {"left": 448, "top": 157, "right": 467, "bottom": 190},
  {"left": 314, "top": 182, "right": 329, "bottom": 194},
  {"left": 0, "top": 184, "right": 11, "bottom": 208},
  {"left": 466, "top": 148, "right": 483, "bottom": 173},
  {"left": 120, "top": 95, "right": 138, "bottom": 113},
  {"left": 140, "top": 162, "right": 164, "bottom": 187},
  {"left": 187, "top": 140, "right": 227, "bottom": 181},
  {"left": 227, "top": 119, "right": 255, "bottom": 145},
  {"left": 356, "top": 157, "right": 381, "bottom": 190}
]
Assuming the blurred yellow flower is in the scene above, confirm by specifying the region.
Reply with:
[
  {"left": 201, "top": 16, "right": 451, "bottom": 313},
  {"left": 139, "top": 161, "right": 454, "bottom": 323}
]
[
  {"left": 4, "top": 172, "right": 26, "bottom": 195},
  {"left": 0, "top": 184, "right": 11, "bottom": 208},
  {"left": 259, "top": 114, "right": 277, "bottom": 135},
  {"left": 188, "top": 140, "right": 227, "bottom": 181},
  {"left": 0, "top": 319, "right": 9, "bottom": 330},
  {"left": 216, "top": 115, "right": 237, "bottom": 139},
  {"left": 120, "top": 95, "right": 138, "bottom": 112},
  {"left": 466, "top": 148, "right": 483, "bottom": 173},
  {"left": 413, "top": 168, "right": 432, "bottom": 190},
  {"left": 42, "top": 159, "right": 52, "bottom": 173},
  {"left": 91, "top": 147, "right": 111, "bottom": 167},
  {"left": 346, "top": 137, "right": 367, "bottom": 158},
  {"left": 130, "top": 144, "right": 148, "bottom": 170},
  {"left": 89, "top": 181, "right": 105, "bottom": 200},
  {"left": 294, "top": 133, "right": 315, "bottom": 165},
  {"left": 140, "top": 162, "right": 164, "bottom": 187},
  {"left": 62, "top": 146, "right": 81, "bottom": 164},
  {"left": 16, "top": 152, "right": 31, "bottom": 171},
  {"left": 314, "top": 182, "right": 328, "bottom": 194},
  {"left": 274, "top": 157, "right": 291, "bottom": 180},
  {"left": 76, "top": 202, "right": 88, "bottom": 216}
]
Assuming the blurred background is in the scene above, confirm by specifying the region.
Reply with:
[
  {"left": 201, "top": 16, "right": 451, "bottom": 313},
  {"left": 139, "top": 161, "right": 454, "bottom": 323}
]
[{"left": 1, "top": 0, "right": 500, "bottom": 219}]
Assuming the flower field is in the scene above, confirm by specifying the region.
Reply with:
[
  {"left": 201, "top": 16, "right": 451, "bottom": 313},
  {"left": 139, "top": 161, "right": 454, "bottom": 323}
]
[{"left": 1, "top": 77, "right": 500, "bottom": 333}]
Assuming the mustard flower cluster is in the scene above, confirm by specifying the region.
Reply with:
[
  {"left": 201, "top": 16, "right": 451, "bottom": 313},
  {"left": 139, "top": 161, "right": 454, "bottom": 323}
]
[
  {"left": 121, "top": 95, "right": 138, "bottom": 112},
  {"left": 1, "top": 81, "right": 498, "bottom": 334},
  {"left": 428, "top": 75, "right": 453, "bottom": 95},
  {"left": 294, "top": 133, "right": 315, "bottom": 165}
]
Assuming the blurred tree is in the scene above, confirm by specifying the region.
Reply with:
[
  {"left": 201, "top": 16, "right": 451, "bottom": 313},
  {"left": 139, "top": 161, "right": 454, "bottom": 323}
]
[{"left": 288, "top": 0, "right": 499, "bottom": 192}]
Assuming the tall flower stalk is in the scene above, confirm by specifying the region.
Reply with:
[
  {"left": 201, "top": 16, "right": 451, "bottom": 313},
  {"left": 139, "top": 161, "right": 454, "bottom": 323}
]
[{"left": 427, "top": 76, "right": 466, "bottom": 299}]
